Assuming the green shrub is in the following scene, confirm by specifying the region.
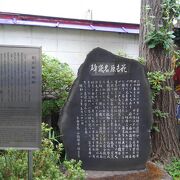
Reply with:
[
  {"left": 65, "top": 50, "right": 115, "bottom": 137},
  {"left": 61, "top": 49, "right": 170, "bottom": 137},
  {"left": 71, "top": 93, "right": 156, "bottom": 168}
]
[
  {"left": 165, "top": 158, "right": 180, "bottom": 180},
  {"left": 42, "top": 54, "right": 75, "bottom": 117},
  {"left": 0, "top": 150, "right": 27, "bottom": 179},
  {"left": 0, "top": 123, "right": 85, "bottom": 180}
]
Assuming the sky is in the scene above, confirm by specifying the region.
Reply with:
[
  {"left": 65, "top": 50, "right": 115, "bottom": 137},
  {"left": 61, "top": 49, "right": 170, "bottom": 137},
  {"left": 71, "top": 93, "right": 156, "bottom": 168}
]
[{"left": 0, "top": 0, "right": 141, "bottom": 24}]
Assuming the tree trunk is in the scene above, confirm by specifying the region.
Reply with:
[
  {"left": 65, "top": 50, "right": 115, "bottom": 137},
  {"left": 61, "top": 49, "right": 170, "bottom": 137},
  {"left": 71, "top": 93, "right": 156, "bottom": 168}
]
[{"left": 139, "top": 0, "right": 180, "bottom": 162}]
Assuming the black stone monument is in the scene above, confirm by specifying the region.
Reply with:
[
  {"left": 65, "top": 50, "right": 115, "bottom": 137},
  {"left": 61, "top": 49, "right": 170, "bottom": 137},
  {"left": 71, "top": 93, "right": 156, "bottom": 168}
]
[{"left": 59, "top": 48, "right": 152, "bottom": 171}]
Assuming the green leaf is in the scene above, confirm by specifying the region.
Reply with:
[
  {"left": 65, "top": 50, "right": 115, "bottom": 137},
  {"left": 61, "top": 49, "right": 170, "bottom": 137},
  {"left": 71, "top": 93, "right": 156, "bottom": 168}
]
[
  {"left": 42, "top": 54, "right": 75, "bottom": 117},
  {"left": 148, "top": 43, "right": 156, "bottom": 48},
  {"left": 152, "top": 126, "right": 160, "bottom": 132}
]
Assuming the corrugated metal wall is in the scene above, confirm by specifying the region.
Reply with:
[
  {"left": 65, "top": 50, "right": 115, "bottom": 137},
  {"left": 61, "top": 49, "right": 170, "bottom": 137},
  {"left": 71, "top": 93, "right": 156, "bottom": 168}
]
[{"left": 0, "top": 25, "right": 139, "bottom": 74}]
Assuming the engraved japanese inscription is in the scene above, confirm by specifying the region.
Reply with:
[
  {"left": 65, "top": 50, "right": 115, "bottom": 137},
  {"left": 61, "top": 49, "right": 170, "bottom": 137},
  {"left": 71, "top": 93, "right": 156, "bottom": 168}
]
[
  {"left": 59, "top": 48, "right": 152, "bottom": 171},
  {"left": 0, "top": 46, "right": 41, "bottom": 149}
]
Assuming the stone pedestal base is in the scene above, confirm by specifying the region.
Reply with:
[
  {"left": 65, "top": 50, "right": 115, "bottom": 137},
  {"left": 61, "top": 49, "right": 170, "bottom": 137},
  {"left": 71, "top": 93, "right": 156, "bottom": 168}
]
[{"left": 86, "top": 162, "right": 172, "bottom": 180}]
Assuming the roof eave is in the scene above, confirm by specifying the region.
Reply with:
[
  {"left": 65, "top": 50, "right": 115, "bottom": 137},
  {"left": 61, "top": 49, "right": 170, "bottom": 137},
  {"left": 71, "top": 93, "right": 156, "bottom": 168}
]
[{"left": 0, "top": 12, "right": 140, "bottom": 34}]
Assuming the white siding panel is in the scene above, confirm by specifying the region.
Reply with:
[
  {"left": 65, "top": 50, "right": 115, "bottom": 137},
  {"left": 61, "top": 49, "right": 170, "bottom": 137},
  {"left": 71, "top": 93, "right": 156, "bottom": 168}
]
[
  {"left": 3, "top": 25, "right": 32, "bottom": 38},
  {"left": 4, "top": 38, "right": 32, "bottom": 46},
  {"left": 57, "top": 52, "right": 85, "bottom": 64},
  {"left": 58, "top": 29, "right": 81, "bottom": 41},
  {"left": 31, "top": 38, "right": 43, "bottom": 46},
  {"left": 0, "top": 25, "right": 139, "bottom": 74},
  {"left": 31, "top": 27, "right": 57, "bottom": 40},
  {"left": 42, "top": 39, "right": 58, "bottom": 51},
  {"left": 80, "top": 42, "right": 100, "bottom": 53},
  {"left": 59, "top": 40, "right": 81, "bottom": 53}
]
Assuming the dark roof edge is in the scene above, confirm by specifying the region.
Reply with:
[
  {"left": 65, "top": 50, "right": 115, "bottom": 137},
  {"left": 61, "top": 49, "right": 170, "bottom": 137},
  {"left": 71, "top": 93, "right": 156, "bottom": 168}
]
[{"left": 0, "top": 12, "right": 140, "bottom": 34}]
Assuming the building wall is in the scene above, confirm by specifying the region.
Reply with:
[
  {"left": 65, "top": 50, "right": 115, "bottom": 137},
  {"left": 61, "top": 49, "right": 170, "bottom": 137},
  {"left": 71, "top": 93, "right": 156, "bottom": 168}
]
[{"left": 0, "top": 25, "right": 139, "bottom": 74}]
